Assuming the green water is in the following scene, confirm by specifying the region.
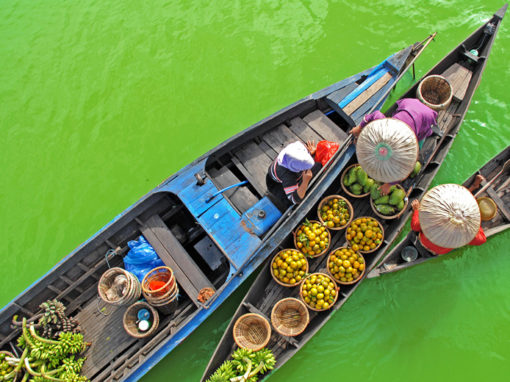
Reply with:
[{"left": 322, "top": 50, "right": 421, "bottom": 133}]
[{"left": 1, "top": 0, "right": 509, "bottom": 381}]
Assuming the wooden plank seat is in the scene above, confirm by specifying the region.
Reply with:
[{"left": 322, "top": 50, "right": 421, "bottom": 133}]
[
  {"left": 232, "top": 141, "right": 273, "bottom": 197},
  {"left": 262, "top": 124, "right": 303, "bottom": 152},
  {"left": 141, "top": 214, "right": 214, "bottom": 307},
  {"left": 325, "top": 82, "right": 359, "bottom": 111},
  {"left": 442, "top": 63, "right": 473, "bottom": 102},
  {"left": 303, "top": 110, "right": 348, "bottom": 143},
  {"left": 343, "top": 72, "right": 393, "bottom": 115},
  {"left": 208, "top": 166, "right": 258, "bottom": 214},
  {"left": 287, "top": 117, "right": 322, "bottom": 143}
]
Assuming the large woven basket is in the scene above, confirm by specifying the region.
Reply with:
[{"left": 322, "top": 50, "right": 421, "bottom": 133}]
[
  {"left": 123, "top": 301, "right": 160, "bottom": 339},
  {"left": 293, "top": 220, "right": 331, "bottom": 258},
  {"left": 233, "top": 313, "right": 272, "bottom": 351},
  {"left": 326, "top": 247, "right": 366, "bottom": 285},
  {"left": 370, "top": 184, "right": 408, "bottom": 220},
  {"left": 340, "top": 164, "right": 370, "bottom": 198},
  {"left": 271, "top": 298, "right": 309, "bottom": 337},
  {"left": 270, "top": 249, "right": 309, "bottom": 287},
  {"left": 98, "top": 267, "right": 141, "bottom": 306},
  {"left": 417, "top": 75, "right": 453, "bottom": 111},
  {"left": 299, "top": 273, "right": 339, "bottom": 312},
  {"left": 345, "top": 216, "right": 385, "bottom": 254},
  {"left": 317, "top": 194, "right": 354, "bottom": 230}
]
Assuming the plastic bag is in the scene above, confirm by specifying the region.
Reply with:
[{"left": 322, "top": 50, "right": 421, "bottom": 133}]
[
  {"left": 123, "top": 235, "right": 165, "bottom": 282},
  {"left": 314, "top": 140, "right": 340, "bottom": 166}
]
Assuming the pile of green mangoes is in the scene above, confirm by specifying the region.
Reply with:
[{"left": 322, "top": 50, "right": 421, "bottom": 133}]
[
  {"left": 343, "top": 165, "right": 379, "bottom": 195},
  {"left": 371, "top": 185, "right": 406, "bottom": 216}
]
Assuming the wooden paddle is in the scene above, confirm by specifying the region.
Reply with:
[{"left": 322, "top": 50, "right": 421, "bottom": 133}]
[{"left": 474, "top": 158, "right": 510, "bottom": 197}]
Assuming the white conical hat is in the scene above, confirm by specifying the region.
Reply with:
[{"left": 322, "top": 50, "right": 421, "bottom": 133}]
[
  {"left": 419, "top": 184, "right": 481, "bottom": 248},
  {"left": 356, "top": 118, "right": 418, "bottom": 183}
]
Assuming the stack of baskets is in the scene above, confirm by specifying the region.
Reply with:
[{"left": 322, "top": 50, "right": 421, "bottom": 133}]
[
  {"left": 98, "top": 267, "right": 142, "bottom": 306},
  {"left": 141, "top": 266, "right": 179, "bottom": 315}
]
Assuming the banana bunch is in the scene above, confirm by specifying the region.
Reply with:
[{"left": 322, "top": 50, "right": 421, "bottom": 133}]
[
  {"left": 206, "top": 348, "right": 276, "bottom": 382},
  {"left": 38, "top": 299, "right": 80, "bottom": 339}
]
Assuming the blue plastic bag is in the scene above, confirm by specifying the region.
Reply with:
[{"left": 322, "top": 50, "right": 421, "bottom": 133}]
[{"left": 123, "top": 236, "right": 165, "bottom": 282}]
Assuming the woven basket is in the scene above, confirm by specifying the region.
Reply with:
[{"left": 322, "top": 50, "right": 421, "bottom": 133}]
[
  {"left": 142, "top": 267, "right": 176, "bottom": 298},
  {"left": 370, "top": 184, "right": 409, "bottom": 220},
  {"left": 233, "top": 313, "right": 271, "bottom": 351},
  {"left": 345, "top": 216, "right": 385, "bottom": 254},
  {"left": 326, "top": 247, "right": 366, "bottom": 285},
  {"left": 123, "top": 301, "right": 160, "bottom": 339},
  {"left": 477, "top": 197, "right": 498, "bottom": 221},
  {"left": 271, "top": 298, "right": 309, "bottom": 337},
  {"left": 340, "top": 164, "right": 370, "bottom": 198},
  {"left": 299, "top": 273, "right": 339, "bottom": 312},
  {"left": 417, "top": 75, "right": 453, "bottom": 111},
  {"left": 270, "top": 249, "right": 309, "bottom": 287},
  {"left": 293, "top": 220, "right": 331, "bottom": 258},
  {"left": 98, "top": 267, "right": 141, "bottom": 306},
  {"left": 317, "top": 194, "right": 354, "bottom": 230}
]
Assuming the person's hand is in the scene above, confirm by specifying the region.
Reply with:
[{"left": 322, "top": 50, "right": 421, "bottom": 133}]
[
  {"left": 306, "top": 140, "right": 316, "bottom": 155},
  {"left": 474, "top": 174, "right": 485, "bottom": 187},
  {"left": 302, "top": 169, "right": 313, "bottom": 182},
  {"left": 379, "top": 183, "right": 393, "bottom": 196},
  {"left": 411, "top": 199, "right": 420, "bottom": 211},
  {"left": 351, "top": 125, "right": 362, "bottom": 138}
]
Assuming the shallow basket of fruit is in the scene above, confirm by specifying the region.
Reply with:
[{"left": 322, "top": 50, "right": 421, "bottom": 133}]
[
  {"left": 326, "top": 247, "right": 366, "bottom": 285},
  {"left": 345, "top": 216, "right": 384, "bottom": 253},
  {"left": 370, "top": 184, "right": 408, "bottom": 220},
  {"left": 293, "top": 219, "right": 331, "bottom": 258},
  {"left": 299, "top": 273, "right": 339, "bottom": 311},
  {"left": 341, "top": 163, "right": 379, "bottom": 198},
  {"left": 317, "top": 195, "right": 353, "bottom": 230},
  {"left": 270, "top": 249, "right": 309, "bottom": 287},
  {"left": 271, "top": 298, "right": 309, "bottom": 337}
]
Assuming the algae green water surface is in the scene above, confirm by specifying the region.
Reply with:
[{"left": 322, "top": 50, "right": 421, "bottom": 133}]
[{"left": 1, "top": 0, "right": 509, "bottom": 381}]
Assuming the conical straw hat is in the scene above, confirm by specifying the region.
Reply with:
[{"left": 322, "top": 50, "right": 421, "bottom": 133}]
[
  {"left": 357, "top": 118, "right": 418, "bottom": 183},
  {"left": 419, "top": 184, "right": 481, "bottom": 248}
]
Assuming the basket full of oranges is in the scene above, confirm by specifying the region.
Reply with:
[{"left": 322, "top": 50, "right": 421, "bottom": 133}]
[
  {"left": 270, "top": 249, "right": 309, "bottom": 287},
  {"left": 293, "top": 220, "right": 330, "bottom": 258},
  {"left": 345, "top": 217, "right": 384, "bottom": 253},
  {"left": 327, "top": 247, "right": 365, "bottom": 285},
  {"left": 317, "top": 195, "right": 353, "bottom": 230}
]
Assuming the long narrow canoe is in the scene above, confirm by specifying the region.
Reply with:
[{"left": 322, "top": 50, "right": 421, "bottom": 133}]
[
  {"left": 202, "top": 5, "right": 506, "bottom": 381},
  {"left": 367, "top": 145, "right": 510, "bottom": 279},
  {"left": 0, "top": 35, "right": 434, "bottom": 381}
]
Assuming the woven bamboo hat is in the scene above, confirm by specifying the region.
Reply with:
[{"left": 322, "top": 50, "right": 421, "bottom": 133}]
[
  {"left": 419, "top": 184, "right": 481, "bottom": 248},
  {"left": 357, "top": 118, "right": 419, "bottom": 183}
]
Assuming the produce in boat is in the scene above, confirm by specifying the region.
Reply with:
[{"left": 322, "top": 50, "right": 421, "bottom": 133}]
[
  {"left": 271, "top": 249, "right": 308, "bottom": 286},
  {"left": 343, "top": 165, "right": 378, "bottom": 195},
  {"left": 345, "top": 217, "right": 383, "bottom": 252},
  {"left": 318, "top": 196, "right": 352, "bottom": 229},
  {"left": 327, "top": 247, "right": 365, "bottom": 284},
  {"left": 300, "top": 273, "right": 337, "bottom": 311},
  {"left": 294, "top": 220, "right": 330, "bottom": 257}
]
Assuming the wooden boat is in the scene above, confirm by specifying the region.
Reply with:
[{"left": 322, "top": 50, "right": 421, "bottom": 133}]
[
  {"left": 0, "top": 35, "right": 434, "bottom": 381},
  {"left": 367, "top": 145, "right": 510, "bottom": 278},
  {"left": 201, "top": 5, "right": 506, "bottom": 381}
]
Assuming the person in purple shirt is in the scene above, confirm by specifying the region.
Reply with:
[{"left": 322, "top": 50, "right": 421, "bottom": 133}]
[{"left": 350, "top": 98, "right": 438, "bottom": 195}]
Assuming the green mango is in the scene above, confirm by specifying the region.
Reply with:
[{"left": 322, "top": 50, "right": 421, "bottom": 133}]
[
  {"left": 396, "top": 199, "right": 405, "bottom": 211},
  {"left": 374, "top": 195, "right": 389, "bottom": 205},
  {"left": 389, "top": 188, "right": 406, "bottom": 205},
  {"left": 376, "top": 204, "right": 396, "bottom": 215},
  {"left": 350, "top": 183, "right": 362, "bottom": 195},
  {"left": 356, "top": 167, "right": 368, "bottom": 186},
  {"left": 345, "top": 167, "right": 358, "bottom": 186},
  {"left": 363, "top": 178, "right": 375, "bottom": 193},
  {"left": 371, "top": 184, "right": 381, "bottom": 200},
  {"left": 409, "top": 161, "right": 422, "bottom": 178}
]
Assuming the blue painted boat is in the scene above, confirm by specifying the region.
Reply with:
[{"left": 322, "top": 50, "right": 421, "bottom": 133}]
[{"left": 0, "top": 34, "right": 434, "bottom": 381}]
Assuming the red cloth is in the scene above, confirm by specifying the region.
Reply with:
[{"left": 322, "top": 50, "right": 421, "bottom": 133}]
[
  {"left": 411, "top": 209, "right": 486, "bottom": 255},
  {"left": 314, "top": 140, "right": 340, "bottom": 166}
]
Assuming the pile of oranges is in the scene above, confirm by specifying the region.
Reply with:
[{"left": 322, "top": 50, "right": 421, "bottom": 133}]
[
  {"left": 327, "top": 247, "right": 365, "bottom": 284},
  {"left": 271, "top": 249, "right": 308, "bottom": 286},
  {"left": 318, "top": 196, "right": 352, "bottom": 229},
  {"left": 294, "top": 220, "right": 330, "bottom": 257},
  {"left": 346, "top": 217, "right": 383, "bottom": 253},
  {"left": 300, "top": 273, "right": 337, "bottom": 311}
]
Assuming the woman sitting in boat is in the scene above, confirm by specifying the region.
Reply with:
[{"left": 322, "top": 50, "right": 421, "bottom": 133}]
[
  {"left": 410, "top": 178, "right": 487, "bottom": 255},
  {"left": 266, "top": 141, "right": 321, "bottom": 206},
  {"left": 351, "top": 98, "right": 437, "bottom": 194}
]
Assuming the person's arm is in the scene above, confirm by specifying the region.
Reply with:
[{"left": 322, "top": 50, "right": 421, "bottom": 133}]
[
  {"left": 469, "top": 226, "right": 487, "bottom": 246},
  {"left": 379, "top": 183, "right": 394, "bottom": 196},
  {"left": 468, "top": 174, "right": 485, "bottom": 193},
  {"left": 410, "top": 200, "right": 421, "bottom": 232},
  {"left": 296, "top": 170, "right": 313, "bottom": 200}
]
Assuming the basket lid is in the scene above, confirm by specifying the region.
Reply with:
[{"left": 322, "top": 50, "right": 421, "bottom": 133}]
[
  {"left": 419, "top": 184, "right": 481, "bottom": 248},
  {"left": 356, "top": 118, "right": 418, "bottom": 183}
]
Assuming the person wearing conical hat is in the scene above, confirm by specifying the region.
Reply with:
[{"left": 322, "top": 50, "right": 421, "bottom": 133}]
[
  {"left": 410, "top": 180, "right": 487, "bottom": 255},
  {"left": 266, "top": 140, "right": 322, "bottom": 206},
  {"left": 351, "top": 98, "right": 438, "bottom": 195}
]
